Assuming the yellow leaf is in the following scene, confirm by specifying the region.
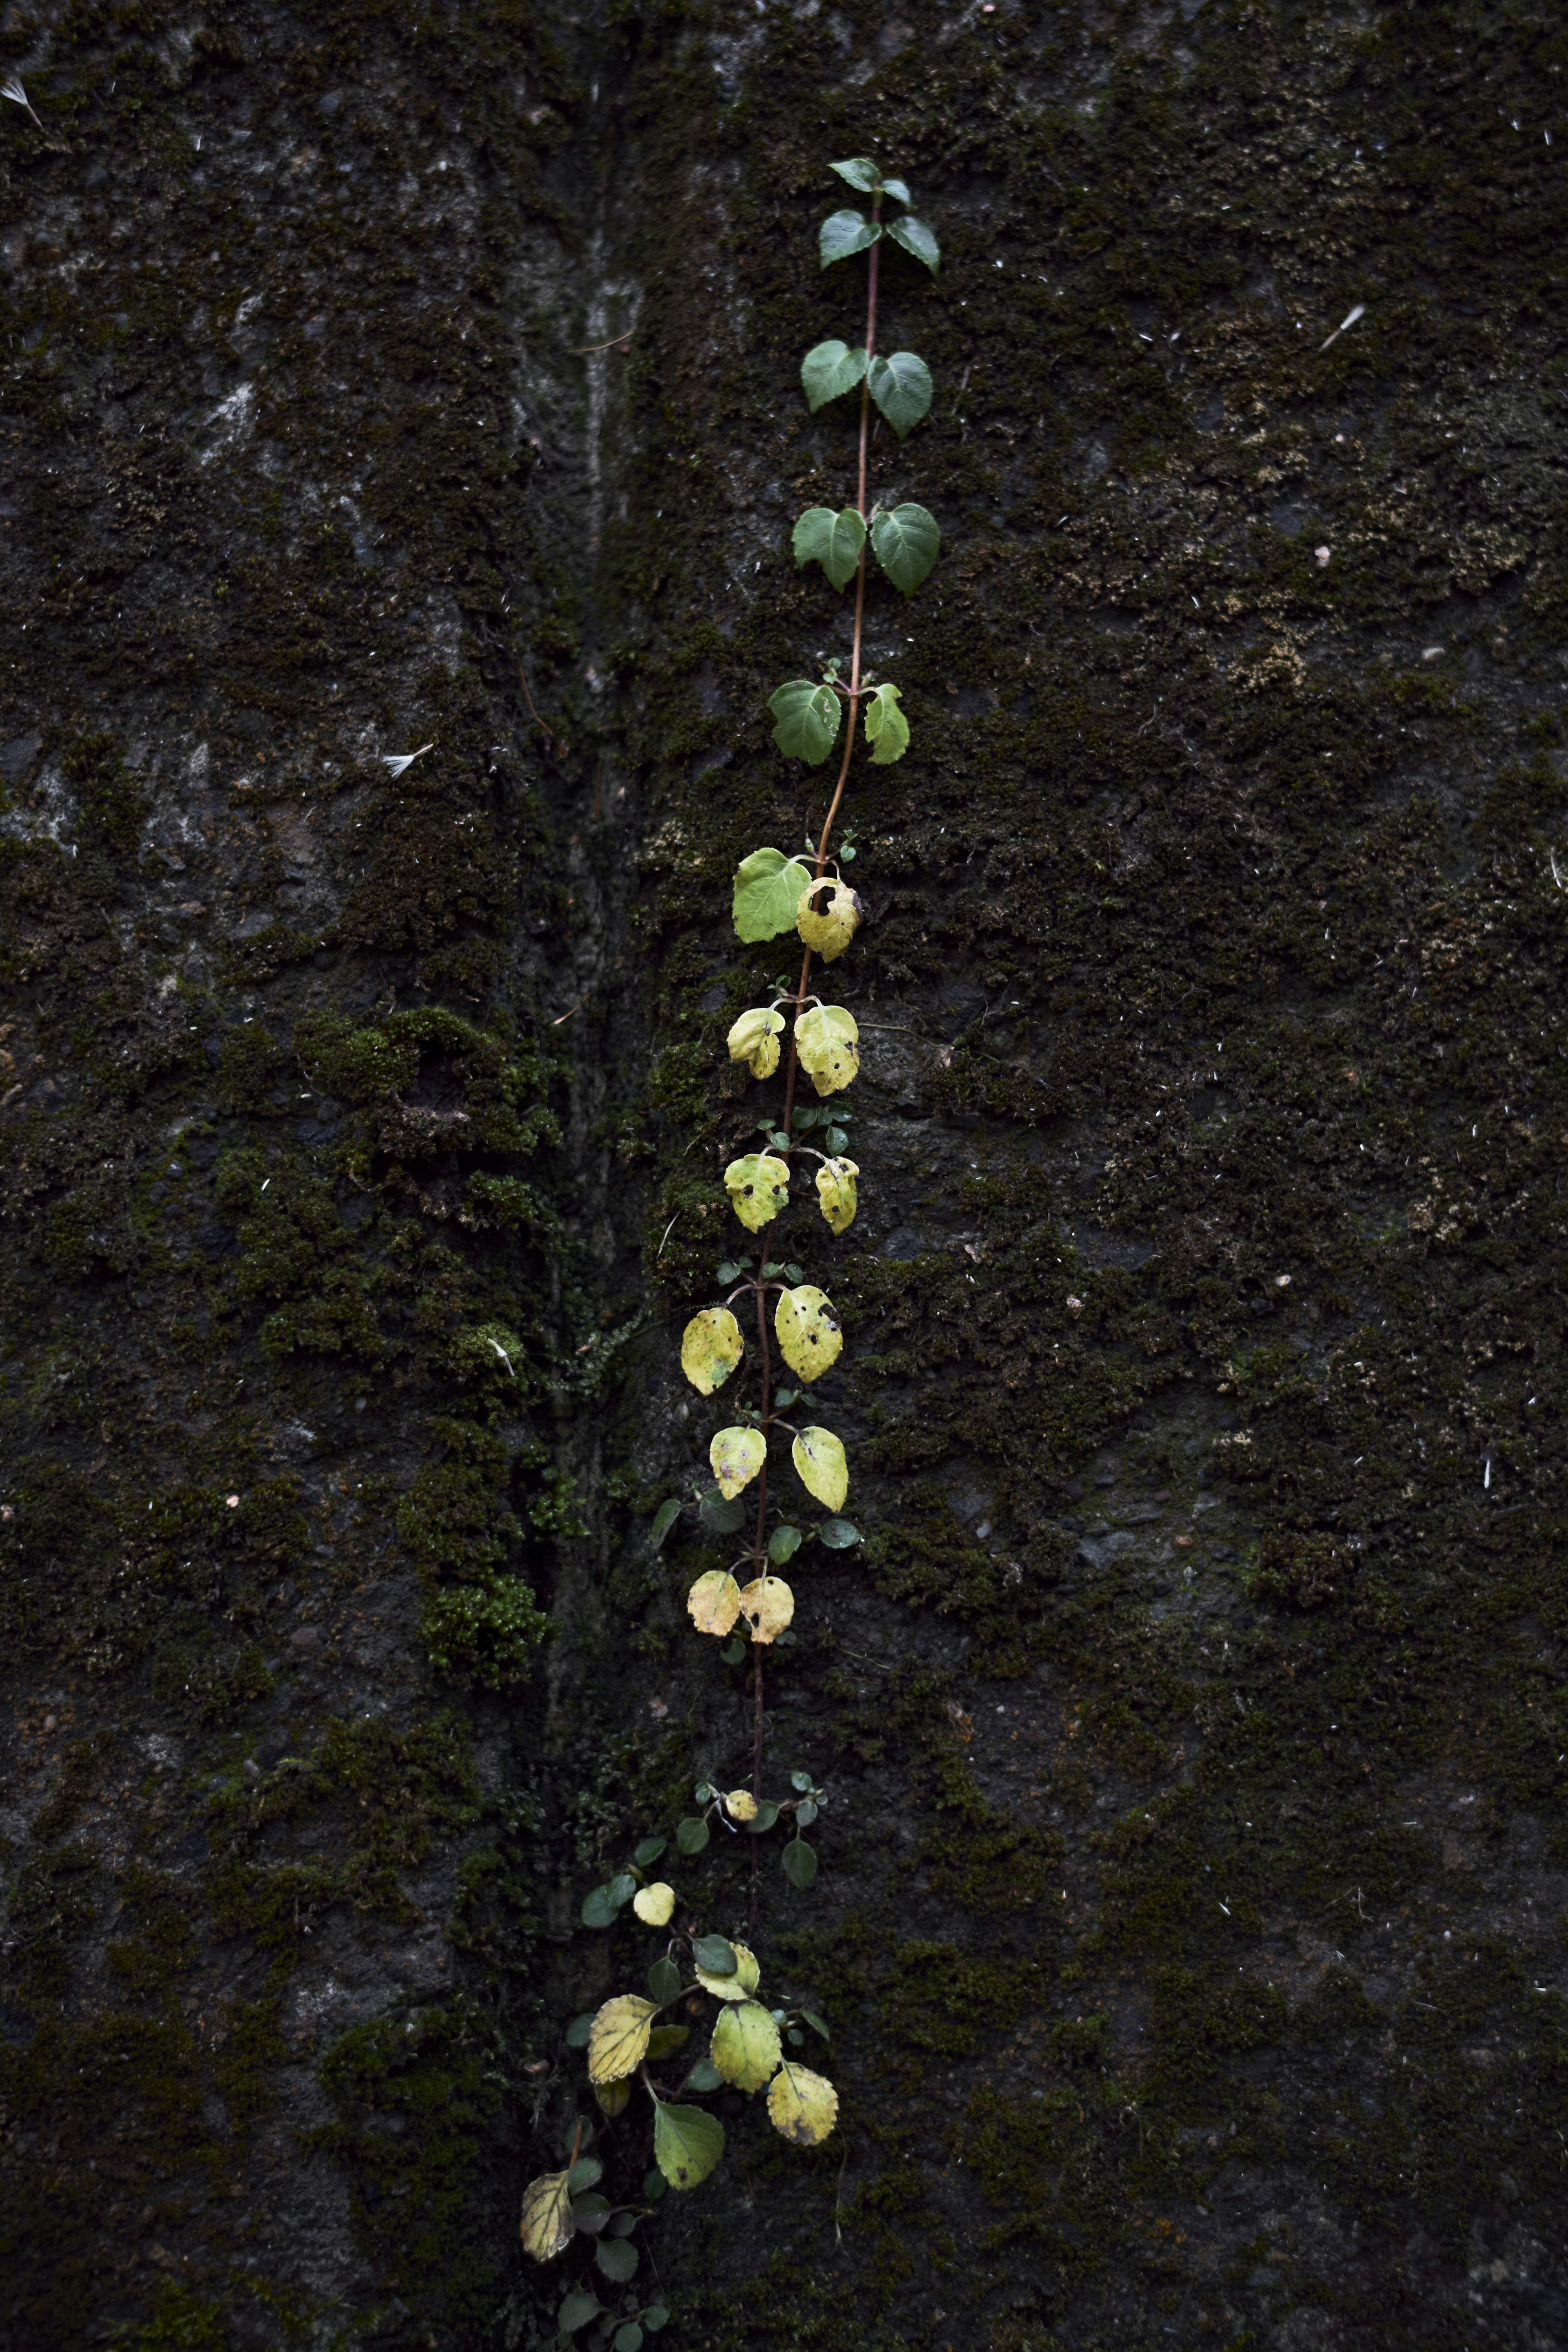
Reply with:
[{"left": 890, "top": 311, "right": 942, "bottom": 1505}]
[
  {"left": 695, "top": 1940, "right": 762, "bottom": 2000},
  {"left": 687, "top": 1570, "right": 742, "bottom": 1637},
  {"left": 725, "top": 1788, "right": 759, "bottom": 1821},
  {"left": 588, "top": 1993, "right": 658, "bottom": 2085},
  {"left": 633, "top": 1882, "right": 676, "bottom": 1927},
  {"left": 737, "top": 1575, "right": 794, "bottom": 1643},
  {"left": 792, "top": 1427, "right": 847, "bottom": 1512},
  {"left": 594, "top": 2077, "right": 630, "bottom": 2118},
  {"left": 724, "top": 1152, "right": 790, "bottom": 1232},
  {"left": 774, "top": 1284, "right": 843, "bottom": 1383},
  {"left": 815, "top": 1156, "right": 859, "bottom": 1236},
  {"left": 767, "top": 2061, "right": 839, "bottom": 2146},
  {"left": 795, "top": 879, "right": 862, "bottom": 963},
  {"left": 727, "top": 1006, "right": 785, "bottom": 1080},
  {"left": 711, "top": 2000, "right": 782, "bottom": 2094},
  {"left": 681, "top": 1307, "right": 742, "bottom": 1395},
  {"left": 710, "top": 1425, "right": 766, "bottom": 1499},
  {"left": 794, "top": 1004, "right": 859, "bottom": 1097},
  {"left": 518, "top": 2168, "right": 574, "bottom": 2261}
]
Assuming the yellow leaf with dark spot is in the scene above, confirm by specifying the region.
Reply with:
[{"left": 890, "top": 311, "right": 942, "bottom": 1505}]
[
  {"left": 794, "top": 1005, "right": 858, "bottom": 1097},
  {"left": 727, "top": 1006, "right": 785, "bottom": 1079},
  {"left": 710, "top": 1425, "right": 766, "bottom": 1499},
  {"left": 725, "top": 1788, "right": 759, "bottom": 1821},
  {"left": 687, "top": 1570, "right": 742, "bottom": 1636},
  {"left": 766, "top": 2062, "right": 839, "bottom": 2145},
  {"left": 737, "top": 1575, "right": 794, "bottom": 1643},
  {"left": 724, "top": 1152, "right": 791, "bottom": 1232},
  {"left": 795, "top": 880, "right": 862, "bottom": 963},
  {"left": 588, "top": 1993, "right": 658, "bottom": 2085},
  {"left": 681, "top": 1307, "right": 742, "bottom": 1395},
  {"left": 774, "top": 1285, "right": 842, "bottom": 1382},
  {"left": 792, "top": 1427, "right": 847, "bottom": 1512},
  {"left": 519, "top": 2169, "right": 573, "bottom": 2261},
  {"left": 815, "top": 1157, "right": 858, "bottom": 1235}
]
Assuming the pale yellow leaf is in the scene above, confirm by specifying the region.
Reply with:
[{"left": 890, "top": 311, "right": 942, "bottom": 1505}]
[
  {"left": 774, "top": 1284, "right": 843, "bottom": 1383},
  {"left": 710, "top": 1425, "right": 766, "bottom": 1499},
  {"left": 633, "top": 1882, "right": 676, "bottom": 1927},
  {"left": 695, "top": 1939, "right": 762, "bottom": 2000},
  {"left": 737, "top": 1575, "right": 794, "bottom": 1643},
  {"left": 767, "top": 2061, "right": 839, "bottom": 2146},
  {"left": 815, "top": 1156, "right": 859, "bottom": 1236},
  {"left": 794, "top": 1004, "right": 859, "bottom": 1097},
  {"left": 727, "top": 1006, "right": 785, "bottom": 1080},
  {"left": 795, "top": 880, "right": 862, "bottom": 963},
  {"left": 725, "top": 1788, "right": 759, "bottom": 1822},
  {"left": 687, "top": 1570, "right": 742, "bottom": 1637},
  {"left": 724, "top": 1152, "right": 791, "bottom": 1232},
  {"left": 518, "top": 2168, "right": 574, "bottom": 2261},
  {"left": 711, "top": 2000, "right": 782, "bottom": 2094},
  {"left": 588, "top": 1993, "right": 658, "bottom": 2085},
  {"left": 681, "top": 1307, "right": 742, "bottom": 1395},
  {"left": 792, "top": 1427, "right": 848, "bottom": 1512}
]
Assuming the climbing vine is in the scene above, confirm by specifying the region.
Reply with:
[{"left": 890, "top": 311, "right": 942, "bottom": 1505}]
[{"left": 520, "top": 159, "right": 944, "bottom": 2344}]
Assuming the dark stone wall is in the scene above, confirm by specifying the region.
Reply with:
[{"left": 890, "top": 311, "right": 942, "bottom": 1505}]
[{"left": 2, "top": 3, "right": 1567, "bottom": 2348}]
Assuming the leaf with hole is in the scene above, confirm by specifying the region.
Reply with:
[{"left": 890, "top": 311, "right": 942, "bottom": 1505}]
[
  {"left": 680, "top": 1308, "right": 742, "bottom": 1396},
  {"left": 588, "top": 1995, "right": 658, "bottom": 2086},
  {"left": 732, "top": 846, "right": 814, "bottom": 943},
  {"left": 768, "top": 1523, "right": 803, "bottom": 1565},
  {"left": 886, "top": 214, "right": 939, "bottom": 271},
  {"left": 864, "top": 680, "right": 909, "bottom": 765},
  {"left": 737, "top": 1575, "right": 795, "bottom": 1644},
  {"left": 595, "top": 2238, "right": 639, "bottom": 2285},
  {"left": 782, "top": 1837, "right": 819, "bottom": 1890},
  {"left": 724, "top": 1152, "right": 789, "bottom": 1234},
  {"left": 820, "top": 207, "right": 880, "bottom": 267},
  {"left": 520, "top": 2169, "right": 575, "bottom": 2262},
  {"left": 871, "top": 502, "right": 940, "bottom": 594},
  {"left": 711, "top": 2000, "right": 783, "bottom": 2093},
  {"left": 800, "top": 338, "right": 869, "bottom": 411},
  {"left": 793, "top": 505, "right": 865, "bottom": 593},
  {"left": 675, "top": 1816, "right": 710, "bottom": 1857},
  {"left": 727, "top": 1005, "right": 784, "bottom": 1079},
  {"left": 709, "top": 1426, "right": 766, "bottom": 1501},
  {"left": 686, "top": 1569, "right": 742, "bottom": 1638},
  {"left": 653, "top": 2101, "right": 725, "bottom": 2190},
  {"left": 775, "top": 1285, "right": 843, "bottom": 1383},
  {"left": 794, "top": 1004, "right": 859, "bottom": 1097},
  {"left": 792, "top": 1427, "right": 848, "bottom": 1512},
  {"left": 766, "top": 2060, "right": 839, "bottom": 2145},
  {"left": 829, "top": 156, "right": 881, "bottom": 192},
  {"left": 633, "top": 1882, "right": 676, "bottom": 1927},
  {"left": 815, "top": 1157, "right": 859, "bottom": 1236},
  {"left": 868, "top": 350, "right": 933, "bottom": 438},
  {"left": 768, "top": 679, "right": 843, "bottom": 766},
  {"left": 796, "top": 878, "right": 862, "bottom": 961},
  {"left": 648, "top": 1955, "right": 683, "bottom": 2004}
]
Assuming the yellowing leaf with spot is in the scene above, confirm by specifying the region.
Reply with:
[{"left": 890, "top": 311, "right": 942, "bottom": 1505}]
[
  {"left": 727, "top": 1006, "right": 785, "bottom": 1080},
  {"left": 681, "top": 1308, "right": 742, "bottom": 1395},
  {"left": 594, "top": 2077, "right": 630, "bottom": 2118},
  {"left": 815, "top": 1157, "right": 859, "bottom": 1236},
  {"left": 633, "top": 1882, "right": 676, "bottom": 1927},
  {"left": 695, "top": 1940, "right": 761, "bottom": 2000},
  {"left": 588, "top": 1994, "right": 658, "bottom": 2085},
  {"left": 767, "top": 2061, "right": 839, "bottom": 2146},
  {"left": 724, "top": 1152, "right": 790, "bottom": 1233},
  {"left": 792, "top": 1427, "right": 848, "bottom": 1512},
  {"left": 737, "top": 1575, "right": 794, "bottom": 1644},
  {"left": 710, "top": 1425, "right": 766, "bottom": 1499},
  {"left": 687, "top": 1570, "right": 742, "bottom": 1637},
  {"left": 795, "top": 880, "right": 862, "bottom": 963},
  {"left": 725, "top": 1788, "right": 759, "bottom": 1822},
  {"left": 775, "top": 1285, "right": 842, "bottom": 1383},
  {"left": 794, "top": 1004, "right": 859, "bottom": 1097},
  {"left": 518, "top": 2168, "right": 573, "bottom": 2262},
  {"left": 711, "top": 2001, "right": 782, "bottom": 2094}
]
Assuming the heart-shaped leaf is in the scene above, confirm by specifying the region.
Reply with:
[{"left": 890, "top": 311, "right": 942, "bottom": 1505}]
[
  {"left": 653, "top": 2100, "right": 725, "bottom": 2190},
  {"left": 792, "top": 505, "right": 865, "bottom": 592},
  {"left": 871, "top": 502, "right": 940, "bottom": 594},
  {"left": 768, "top": 680, "right": 843, "bottom": 766},
  {"left": 820, "top": 208, "right": 880, "bottom": 267},
  {"left": 733, "top": 847, "right": 813, "bottom": 942},
  {"left": 864, "top": 681, "right": 910, "bottom": 766},
  {"left": 886, "top": 214, "right": 940, "bottom": 272},
  {"left": 800, "top": 339, "right": 869, "bottom": 411},
  {"left": 829, "top": 156, "right": 881, "bottom": 192},
  {"left": 868, "top": 350, "right": 933, "bottom": 438}
]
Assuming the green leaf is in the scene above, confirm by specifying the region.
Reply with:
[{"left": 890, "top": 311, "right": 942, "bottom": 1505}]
[
  {"left": 646, "top": 2025, "right": 691, "bottom": 2060},
  {"left": 650, "top": 1498, "right": 682, "bottom": 1550},
  {"left": 581, "top": 1877, "right": 633, "bottom": 1929},
  {"left": 559, "top": 2293, "right": 601, "bottom": 2334},
  {"left": 648, "top": 1956, "right": 683, "bottom": 2005},
  {"left": 565, "top": 2012, "right": 596, "bottom": 2047},
  {"left": 716, "top": 1258, "right": 749, "bottom": 1283},
  {"left": 880, "top": 176, "right": 911, "bottom": 205},
  {"left": 615, "top": 2328, "right": 644, "bottom": 2352},
  {"left": 733, "top": 846, "right": 814, "bottom": 942},
  {"left": 570, "top": 2190, "right": 611, "bottom": 2231},
  {"left": 774, "top": 1388, "right": 799, "bottom": 1410},
  {"left": 744, "top": 1801, "right": 781, "bottom": 1834},
  {"left": 784, "top": 1263, "right": 806, "bottom": 1283},
  {"left": 793, "top": 505, "right": 866, "bottom": 593},
  {"left": 886, "top": 214, "right": 940, "bottom": 272},
  {"left": 719, "top": 1637, "right": 746, "bottom": 1666},
  {"left": 824, "top": 1127, "right": 848, "bottom": 1154},
  {"left": 802, "top": 2009, "right": 831, "bottom": 2040},
  {"left": 790, "top": 1768, "right": 813, "bottom": 1791},
  {"left": 675, "top": 1816, "right": 710, "bottom": 1857},
  {"left": 788, "top": 2027, "right": 804, "bottom": 2045},
  {"left": 796, "top": 1798, "right": 818, "bottom": 1826},
  {"left": 685, "top": 2056, "right": 723, "bottom": 2092},
  {"left": 768, "top": 1524, "right": 803, "bottom": 1565},
  {"left": 644, "top": 2167, "right": 667, "bottom": 2199},
  {"left": 692, "top": 1934, "right": 737, "bottom": 1975},
  {"left": 566, "top": 2158, "right": 604, "bottom": 2195},
  {"left": 868, "top": 351, "right": 933, "bottom": 438},
  {"left": 595, "top": 2238, "right": 638, "bottom": 2285},
  {"left": 768, "top": 679, "right": 843, "bottom": 766},
  {"left": 801, "top": 339, "right": 869, "bottom": 411},
  {"left": 829, "top": 156, "right": 881, "bottom": 192},
  {"left": 871, "top": 502, "right": 940, "bottom": 594},
  {"left": 782, "top": 1838, "right": 819, "bottom": 1890},
  {"left": 699, "top": 1491, "right": 747, "bottom": 1538},
  {"left": 819, "top": 1517, "right": 861, "bottom": 1549},
  {"left": 653, "top": 2100, "right": 725, "bottom": 2190},
  {"left": 820, "top": 208, "right": 880, "bottom": 267},
  {"left": 644, "top": 2308, "right": 670, "bottom": 2332},
  {"left": 634, "top": 1836, "right": 668, "bottom": 1866},
  {"left": 864, "top": 681, "right": 910, "bottom": 766}
]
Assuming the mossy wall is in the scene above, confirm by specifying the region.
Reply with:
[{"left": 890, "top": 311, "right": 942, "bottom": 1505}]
[{"left": 2, "top": 2, "right": 1566, "bottom": 2348}]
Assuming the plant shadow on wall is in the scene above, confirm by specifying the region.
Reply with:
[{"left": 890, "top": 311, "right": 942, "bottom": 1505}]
[{"left": 518, "top": 157, "right": 944, "bottom": 2352}]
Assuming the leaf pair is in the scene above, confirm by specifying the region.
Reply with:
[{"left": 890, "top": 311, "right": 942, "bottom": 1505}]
[
  {"left": 687, "top": 1569, "right": 794, "bottom": 1644},
  {"left": 798, "top": 345, "right": 934, "bottom": 439},
  {"left": 793, "top": 500, "right": 939, "bottom": 594},
  {"left": 819, "top": 158, "right": 940, "bottom": 274},
  {"left": 768, "top": 678, "right": 911, "bottom": 769}
]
